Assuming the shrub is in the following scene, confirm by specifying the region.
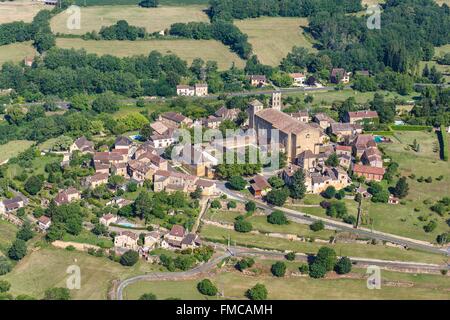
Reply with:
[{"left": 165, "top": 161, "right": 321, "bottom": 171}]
[
  {"left": 425, "top": 176, "right": 433, "bottom": 183},
  {"left": 309, "top": 261, "right": 327, "bottom": 278},
  {"left": 271, "top": 261, "right": 286, "bottom": 277},
  {"left": 343, "top": 215, "right": 356, "bottom": 225},
  {"left": 298, "top": 264, "right": 309, "bottom": 274},
  {"left": 210, "top": 199, "right": 222, "bottom": 209},
  {"left": 228, "top": 176, "right": 247, "bottom": 190},
  {"left": 227, "top": 200, "right": 237, "bottom": 209},
  {"left": 139, "top": 293, "right": 157, "bottom": 300},
  {"left": 236, "top": 258, "right": 255, "bottom": 271},
  {"left": 245, "top": 201, "right": 256, "bottom": 212},
  {"left": 334, "top": 257, "right": 352, "bottom": 274},
  {"left": 310, "top": 220, "right": 324, "bottom": 231},
  {"left": 322, "top": 186, "right": 336, "bottom": 199},
  {"left": 0, "top": 280, "right": 11, "bottom": 293},
  {"left": 0, "top": 257, "right": 12, "bottom": 275},
  {"left": 234, "top": 219, "right": 252, "bottom": 233},
  {"left": 119, "top": 250, "right": 139, "bottom": 266},
  {"left": 267, "top": 210, "right": 288, "bottom": 225},
  {"left": 315, "top": 247, "right": 337, "bottom": 271},
  {"left": 285, "top": 252, "right": 296, "bottom": 261},
  {"left": 423, "top": 220, "right": 437, "bottom": 233},
  {"left": 65, "top": 245, "right": 76, "bottom": 251},
  {"left": 8, "top": 239, "right": 27, "bottom": 260},
  {"left": 197, "top": 279, "right": 218, "bottom": 296},
  {"left": 43, "top": 287, "right": 71, "bottom": 300},
  {"left": 246, "top": 283, "right": 268, "bottom": 300}
]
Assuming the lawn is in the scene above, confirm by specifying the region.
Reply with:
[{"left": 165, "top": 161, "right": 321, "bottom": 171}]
[
  {"left": 62, "top": 229, "right": 114, "bottom": 249},
  {"left": 234, "top": 17, "right": 315, "bottom": 66},
  {"left": 5, "top": 153, "right": 62, "bottom": 180},
  {"left": 50, "top": 5, "right": 209, "bottom": 35},
  {"left": 0, "top": 219, "right": 18, "bottom": 255},
  {"left": 200, "top": 225, "right": 445, "bottom": 264},
  {"left": 0, "top": 1, "right": 46, "bottom": 24},
  {"left": 0, "top": 140, "right": 34, "bottom": 164},
  {"left": 56, "top": 38, "right": 245, "bottom": 70},
  {"left": 1, "top": 246, "right": 163, "bottom": 299},
  {"left": 0, "top": 42, "right": 37, "bottom": 67},
  {"left": 123, "top": 267, "right": 450, "bottom": 300}
]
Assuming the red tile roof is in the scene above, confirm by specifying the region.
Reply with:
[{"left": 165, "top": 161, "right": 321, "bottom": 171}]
[{"left": 353, "top": 164, "right": 385, "bottom": 175}]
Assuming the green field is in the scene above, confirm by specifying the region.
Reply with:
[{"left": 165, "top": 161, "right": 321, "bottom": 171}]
[
  {"left": 0, "top": 140, "right": 35, "bottom": 164},
  {"left": 235, "top": 17, "right": 315, "bottom": 66},
  {"left": 123, "top": 267, "right": 450, "bottom": 300},
  {"left": 56, "top": 38, "right": 245, "bottom": 70},
  {"left": 200, "top": 225, "right": 445, "bottom": 264},
  {"left": 0, "top": 220, "right": 18, "bottom": 255},
  {"left": 51, "top": 5, "right": 209, "bottom": 35},
  {"left": 1, "top": 246, "right": 163, "bottom": 299},
  {"left": 62, "top": 229, "right": 114, "bottom": 249},
  {"left": 0, "top": 42, "right": 36, "bottom": 67}
]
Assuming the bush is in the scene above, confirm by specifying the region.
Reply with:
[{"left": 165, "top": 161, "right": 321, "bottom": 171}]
[
  {"left": 43, "top": 287, "right": 71, "bottom": 300},
  {"left": 234, "top": 219, "right": 252, "bottom": 233},
  {"left": 245, "top": 201, "right": 256, "bottom": 213},
  {"left": 65, "top": 245, "right": 76, "bottom": 251},
  {"left": 298, "top": 264, "right": 309, "bottom": 274},
  {"left": 24, "top": 175, "right": 43, "bottom": 195},
  {"left": 309, "top": 261, "right": 327, "bottom": 278},
  {"left": 315, "top": 247, "right": 337, "bottom": 271},
  {"left": 197, "top": 279, "right": 218, "bottom": 296},
  {"left": 271, "top": 261, "right": 286, "bottom": 277},
  {"left": 265, "top": 188, "right": 290, "bottom": 206},
  {"left": 119, "top": 250, "right": 139, "bottom": 266},
  {"left": 139, "top": 293, "right": 157, "bottom": 300},
  {"left": 246, "top": 283, "right": 268, "bottom": 300},
  {"left": 210, "top": 199, "right": 222, "bottom": 209},
  {"left": 285, "top": 252, "right": 296, "bottom": 261},
  {"left": 423, "top": 220, "right": 437, "bottom": 233},
  {"left": 227, "top": 200, "right": 237, "bottom": 209},
  {"left": 334, "top": 257, "right": 352, "bottom": 274},
  {"left": 0, "top": 257, "right": 12, "bottom": 275},
  {"left": 235, "top": 258, "right": 255, "bottom": 271},
  {"left": 309, "top": 220, "right": 324, "bottom": 231},
  {"left": 228, "top": 176, "right": 247, "bottom": 190},
  {"left": 267, "top": 210, "right": 288, "bottom": 225},
  {"left": 0, "top": 280, "right": 11, "bottom": 293},
  {"left": 8, "top": 239, "right": 27, "bottom": 261},
  {"left": 343, "top": 215, "right": 356, "bottom": 225},
  {"left": 322, "top": 186, "right": 336, "bottom": 199}
]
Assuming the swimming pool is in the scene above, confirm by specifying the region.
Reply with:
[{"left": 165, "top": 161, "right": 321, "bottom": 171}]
[{"left": 374, "top": 136, "right": 383, "bottom": 143}]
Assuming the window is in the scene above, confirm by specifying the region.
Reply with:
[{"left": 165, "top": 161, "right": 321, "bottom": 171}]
[{"left": 306, "top": 134, "right": 310, "bottom": 139}]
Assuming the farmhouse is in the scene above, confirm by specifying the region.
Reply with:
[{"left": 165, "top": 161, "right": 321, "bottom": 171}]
[
  {"left": 99, "top": 213, "right": 118, "bottom": 226},
  {"left": 159, "top": 112, "right": 193, "bottom": 128},
  {"left": 115, "top": 136, "right": 133, "bottom": 150},
  {"left": 176, "top": 83, "right": 208, "bottom": 97},
  {"left": 353, "top": 134, "right": 376, "bottom": 157},
  {"left": 215, "top": 106, "right": 240, "bottom": 120},
  {"left": 38, "top": 215, "right": 52, "bottom": 231},
  {"left": 306, "top": 166, "right": 351, "bottom": 194},
  {"left": 313, "top": 113, "right": 336, "bottom": 129},
  {"left": 114, "top": 231, "right": 139, "bottom": 251},
  {"left": 330, "top": 123, "right": 363, "bottom": 140},
  {"left": 249, "top": 75, "right": 267, "bottom": 87},
  {"left": 54, "top": 187, "right": 81, "bottom": 206},
  {"left": 150, "top": 128, "right": 178, "bottom": 148},
  {"left": 289, "top": 72, "right": 306, "bottom": 86},
  {"left": 289, "top": 111, "right": 309, "bottom": 123},
  {"left": 84, "top": 172, "right": 109, "bottom": 189},
  {"left": 361, "top": 146, "right": 383, "bottom": 168},
  {"left": 0, "top": 196, "right": 28, "bottom": 213},
  {"left": 345, "top": 110, "right": 379, "bottom": 124},
  {"left": 352, "top": 164, "right": 385, "bottom": 181},
  {"left": 70, "top": 136, "right": 94, "bottom": 154}
]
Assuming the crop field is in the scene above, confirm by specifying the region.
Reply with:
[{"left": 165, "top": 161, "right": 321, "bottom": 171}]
[
  {"left": 0, "top": 42, "right": 36, "bottom": 67},
  {"left": 56, "top": 38, "right": 245, "bottom": 70},
  {"left": 0, "top": 1, "right": 46, "bottom": 24},
  {"left": 123, "top": 266, "right": 450, "bottom": 300},
  {"left": 50, "top": 5, "right": 209, "bottom": 35},
  {"left": 234, "top": 17, "right": 315, "bottom": 66}
]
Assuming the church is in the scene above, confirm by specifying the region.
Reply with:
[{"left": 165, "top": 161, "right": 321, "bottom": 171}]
[{"left": 247, "top": 92, "right": 323, "bottom": 163}]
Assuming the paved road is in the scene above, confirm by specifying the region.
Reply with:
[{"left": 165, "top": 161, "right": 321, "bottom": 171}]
[
  {"left": 215, "top": 181, "right": 449, "bottom": 256},
  {"left": 116, "top": 252, "right": 232, "bottom": 300}
]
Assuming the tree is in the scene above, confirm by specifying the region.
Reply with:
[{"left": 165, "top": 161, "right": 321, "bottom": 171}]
[
  {"left": 197, "top": 279, "right": 218, "bottom": 296},
  {"left": 16, "top": 222, "right": 35, "bottom": 241},
  {"left": 285, "top": 252, "right": 296, "bottom": 261},
  {"left": 139, "top": 0, "right": 158, "bottom": 8},
  {"left": 393, "top": 177, "right": 409, "bottom": 199},
  {"left": 43, "top": 287, "right": 71, "bottom": 300},
  {"left": 271, "top": 261, "right": 286, "bottom": 277},
  {"left": 309, "top": 260, "right": 327, "bottom": 278},
  {"left": 24, "top": 175, "right": 43, "bottom": 195},
  {"left": 0, "top": 257, "right": 12, "bottom": 276},
  {"left": 227, "top": 200, "right": 237, "bottom": 209},
  {"left": 235, "top": 258, "right": 255, "bottom": 271},
  {"left": 424, "top": 220, "right": 437, "bottom": 233},
  {"left": 210, "top": 199, "right": 222, "bottom": 209},
  {"left": 289, "top": 170, "right": 306, "bottom": 199},
  {"left": 325, "top": 153, "right": 339, "bottom": 167},
  {"left": 267, "top": 210, "right": 288, "bottom": 225},
  {"left": 268, "top": 176, "right": 285, "bottom": 189},
  {"left": 8, "top": 239, "right": 27, "bottom": 260},
  {"left": 120, "top": 250, "right": 139, "bottom": 266},
  {"left": 246, "top": 283, "right": 268, "bottom": 300},
  {"left": 335, "top": 257, "right": 352, "bottom": 274},
  {"left": 228, "top": 176, "right": 247, "bottom": 190},
  {"left": 245, "top": 201, "right": 256, "bottom": 213},
  {"left": 190, "top": 186, "right": 202, "bottom": 200},
  {"left": 70, "top": 94, "right": 91, "bottom": 111},
  {"left": 234, "top": 219, "right": 252, "bottom": 233},
  {"left": 139, "top": 293, "right": 157, "bottom": 300},
  {"left": 92, "top": 92, "right": 118, "bottom": 113},
  {"left": 310, "top": 220, "right": 324, "bottom": 232},
  {"left": 266, "top": 188, "right": 289, "bottom": 206},
  {"left": 174, "top": 255, "right": 196, "bottom": 271},
  {"left": 315, "top": 247, "right": 337, "bottom": 272},
  {"left": 323, "top": 186, "right": 336, "bottom": 199},
  {"left": 0, "top": 280, "right": 10, "bottom": 293}
]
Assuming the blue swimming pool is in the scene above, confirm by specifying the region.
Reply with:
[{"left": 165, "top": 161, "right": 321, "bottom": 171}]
[{"left": 374, "top": 136, "right": 383, "bottom": 143}]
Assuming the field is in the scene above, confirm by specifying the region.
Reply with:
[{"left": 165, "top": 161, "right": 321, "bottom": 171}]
[
  {"left": 56, "top": 38, "right": 245, "bottom": 70},
  {"left": 1, "top": 246, "right": 163, "bottom": 299},
  {"left": 0, "top": 220, "right": 18, "bottom": 255},
  {"left": 0, "top": 42, "right": 36, "bottom": 67},
  {"left": 200, "top": 225, "right": 445, "bottom": 264},
  {"left": 0, "top": 140, "right": 34, "bottom": 164},
  {"left": 0, "top": 1, "right": 46, "bottom": 24},
  {"left": 235, "top": 17, "right": 315, "bottom": 66},
  {"left": 50, "top": 5, "right": 209, "bottom": 35},
  {"left": 123, "top": 267, "right": 450, "bottom": 300}
]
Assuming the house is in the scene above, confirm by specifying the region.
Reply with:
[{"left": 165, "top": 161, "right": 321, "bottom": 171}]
[
  {"left": 111, "top": 162, "right": 128, "bottom": 177},
  {"left": 353, "top": 134, "right": 376, "bottom": 157},
  {"left": 106, "top": 197, "right": 132, "bottom": 208},
  {"left": 181, "top": 233, "right": 201, "bottom": 250},
  {"left": 330, "top": 123, "right": 363, "bottom": 140},
  {"left": 335, "top": 145, "right": 352, "bottom": 157},
  {"left": 250, "top": 175, "right": 271, "bottom": 198},
  {"left": 38, "top": 215, "right": 52, "bottom": 230},
  {"left": 150, "top": 128, "right": 178, "bottom": 148},
  {"left": 114, "top": 231, "right": 139, "bottom": 251},
  {"left": 0, "top": 196, "right": 28, "bottom": 213},
  {"left": 24, "top": 57, "right": 34, "bottom": 67},
  {"left": 44, "top": 0, "right": 58, "bottom": 5},
  {"left": 338, "top": 153, "right": 352, "bottom": 169},
  {"left": 128, "top": 152, "right": 167, "bottom": 182},
  {"left": 99, "top": 213, "right": 118, "bottom": 226},
  {"left": 150, "top": 121, "right": 170, "bottom": 135},
  {"left": 194, "top": 83, "right": 208, "bottom": 96},
  {"left": 134, "top": 142, "right": 157, "bottom": 159},
  {"left": 178, "top": 145, "right": 218, "bottom": 178},
  {"left": 70, "top": 136, "right": 94, "bottom": 154},
  {"left": 153, "top": 170, "right": 197, "bottom": 193},
  {"left": 115, "top": 136, "right": 132, "bottom": 150},
  {"left": 352, "top": 164, "right": 385, "bottom": 181},
  {"left": 345, "top": 110, "right": 379, "bottom": 125},
  {"left": 162, "top": 225, "right": 186, "bottom": 248},
  {"left": 281, "top": 163, "right": 301, "bottom": 185},
  {"left": 84, "top": 172, "right": 109, "bottom": 189},
  {"left": 361, "top": 146, "right": 383, "bottom": 168},
  {"left": 94, "top": 162, "right": 110, "bottom": 174},
  {"left": 289, "top": 73, "right": 306, "bottom": 86},
  {"left": 330, "top": 68, "right": 350, "bottom": 84},
  {"left": 194, "top": 179, "right": 217, "bottom": 196},
  {"left": 356, "top": 186, "right": 371, "bottom": 198},
  {"left": 176, "top": 85, "right": 195, "bottom": 96},
  {"left": 289, "top": 111, "right": 309, "bottom": 123},
  {"left": 296, "top": 149, "right": 331, "bottom": 172},
  {"left": 249, "top": 75, "right": 267, "bottom": 87},
  {"left": 159, "top": 112, "right": 193, "bottom": 128},
  {"left": 144, "top": 231, "right": 163, "bottom": 249},
  {"left": 199, "top": 115, "right": 223, "bottom": 129},
  {"left": 313, "top": 113, "right": 336, "bottom": 129},
  {"left": 54, "top": 187, "right": 80, "bottom": 206},
  {"left": 388, "top": 195, "right": 400, "bottom": 204},
  {"left": 215, "top": 106, "right": 240, "bottom": 120},
  {"left": 306, "top": 166, "right": 351, "bottom": 194}
]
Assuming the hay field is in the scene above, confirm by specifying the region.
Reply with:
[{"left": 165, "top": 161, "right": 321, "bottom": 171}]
[
  {"left": 0, "top": 1, "right": 47, "bottom": 24},
  {"left": 0, "top": 42, "right": 36, "bottom": 66}
]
